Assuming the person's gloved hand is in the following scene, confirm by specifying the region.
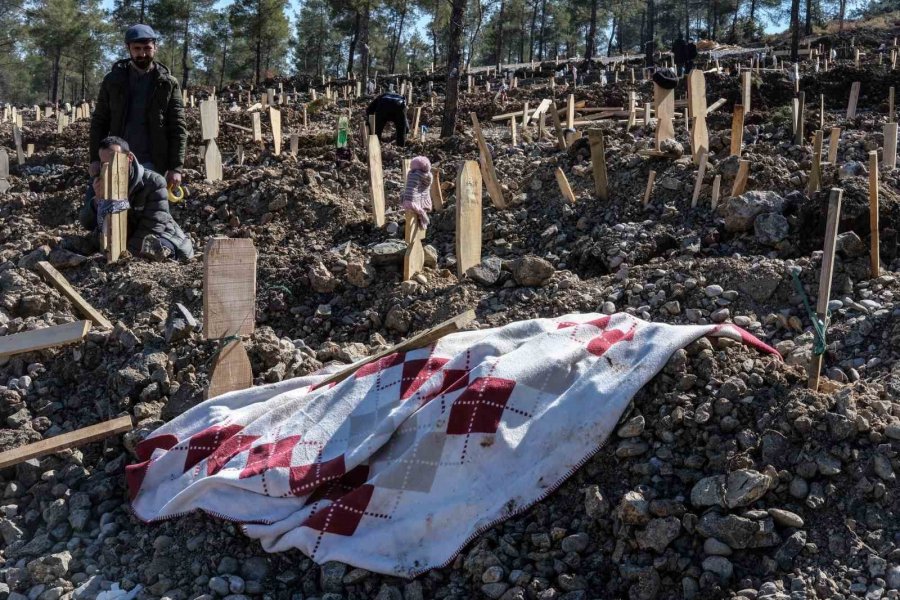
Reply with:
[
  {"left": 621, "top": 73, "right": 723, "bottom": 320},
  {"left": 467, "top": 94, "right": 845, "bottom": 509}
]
[
  {"left": 165, "top": 170, "right": 183, "bottom": 188},
  {"left": 91, "top": 176, "right": 103, "bottom": 199},
  {"left": 89, "top": 161, "right": 101, "bottom": 177}
]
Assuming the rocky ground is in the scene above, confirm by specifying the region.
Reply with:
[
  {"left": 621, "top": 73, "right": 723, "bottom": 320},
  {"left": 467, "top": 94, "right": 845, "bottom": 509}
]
[{"left": 0, "top": 43, "right": 899, "bottom": 600}]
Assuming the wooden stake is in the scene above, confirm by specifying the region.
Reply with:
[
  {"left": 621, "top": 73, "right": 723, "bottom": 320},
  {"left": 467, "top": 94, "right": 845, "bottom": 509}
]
[
  {"left": 808, "top": 129, "right": 823, "bottom": 194},
  {"left": 290, "top": 133, "right": 299, "bottom": 156},
  {"left": 846, "top": 81, "right": 860, "bottom": 119},
  {"left": 555, "top": 168, "right": 576, "bottom": 203},
  {"left": 0, "top": 415, "right": 133, "bottom": 470},
  {"left": 251, "top": 113, "right": 262, "bottom": 142},
  {"left": 642, "top": 170, "right": 656, "bottom": 207},
  {"left": 549, "top": 101, "right": 567, "bottom": 150},
  {"left": 566, "top": 94, "right": 575, "bottom": 129},
  {"left": 654, "top": 83, "right": 675, "bottom": 150},
  {"left": 890, "top": 86, "right": 896, "bottom": 123},
  {"left": 808, "top": 188, "right": 843, "bottom": 391},
  {"left": 200, "top": 99, "right": 219, "bottom": 140},
  {"left": 35, "top": 262, "right": 112, "bottom": 329},
  {"left": 270, "top": 107, "right": 282, "bottom": 155},
  {"left": 869, "top": 151, "right": 880, "bottom": 279},
  {"left": 883, "top": 122, "right": 898, "bottom": 169},
  {"left": 204, "top": 139, "right": 223, "bottom": 182},
  {"left": 367, "top": 134, "right": 386, "bottom": 227},
  {"left": 730, "top": 104, "right": 745, "bottom": 156},
  {"left": 510, "top": 117, "right": 517, "bottom": 146},
  {"left": 0, "top": 320, "right": 90, "bottom": 359},
  {"left": 731, "top": 159, "right": 750, "bottom": 197},
  {"left": 430, "top": 166, "right": 444, "bottom": 211},
  {"left": 456, "top": 160, "right": 483, "bottom": 278},
  {"left": 711, "top": 174, "right": 721, "bottom": 210},
  {"left": 469, "top": 113, "right": 507, "bottom": 209},
  {"left": 819, "top": 93, "right": 825, "bottom": 131},
  {"left": 102, "top": 153, "right": 129, "bottom": 264},
  {"left": 827, "top": 127, "right": 841, "bottom": 163},
  {"left": 741, "top": 71, "right": 751, "bottom": 112},
  {"left": 688, "top": 71, "right": 709, "bottom": 163},
  {"left": 588, "top": 129, "right": 608, "bottom": 201},
  {"left": 795, "top": 91, "right": 806, "bottom": 145},
  {"left": 691, "top": 150, "right": 708, "bottom": 208}
]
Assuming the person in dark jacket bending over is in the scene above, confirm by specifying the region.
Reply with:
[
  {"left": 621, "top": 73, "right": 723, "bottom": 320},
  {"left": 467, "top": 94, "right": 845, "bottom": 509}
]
[
  {"left": 81, "top": 137, "right": 194, "bottom": 261},
  {"left": 366, "top": 93, "right": 409, "bottom": 147},
  {"left": 89, "top": 24, "right": 186, "bottom": 189},
  {"left": 672, "top": 36, "right": 688, "bottom": 77}
]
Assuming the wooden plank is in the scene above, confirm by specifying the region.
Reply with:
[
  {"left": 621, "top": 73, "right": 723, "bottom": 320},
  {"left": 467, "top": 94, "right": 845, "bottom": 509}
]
[
  {"left": 0, "top": 148, "right": 8, "bottom": 179},
  {"left": 290, "top": 133, "right": 299, "bottom": 156},
  {"left": 588, "top": 129, "right": 608, "bottom": 201},
  {"left": 430, "top": 166, "right": 444, "bottom": 211},
  {"left": 469, "top": 113, "right": 506, "bottom": 209},
  {"left": 35, "top": 262, "right": 112, "bottom": 330},
  {"left": 529, "top": 99, "right": 552, "bottom": 124},
  {"left": 207, "top": 340, "right": 253, "bottom": 399},
  {"left": 456, "top": 160, "right": 482, "bottom": 277},
  {"left": 808, "top": 188, "right": 842, "bottom": 391},
  {"left": 237, "top": 144, "right": 245, "bottom": 166},
  {"left": 367, "top": 135, "right": 386, "bottom": 227},
  {"left": 731, "top": 160, "right": 750, "bottom": 197},
  {"left": 105, "top": 153, "right": 129, "bottom": 264},
  {"left": 711, "top": 174, "right": 722, "bottom": 210},
  {"left": 0, "top": 320, "right": 90, "bottom": 359},
  {"left": 730, "top": 104, "right": 745, "bottom": 156},
  {"left": 653, "top": 84, "right": 675, "bottom": 150},
  {"left": 890, "top": 86, "right": 895, "bottom": 123},
  {"left": 642, "top": 170, "right": 656, "bottom": 207},
  {"left": 566, "top": 94, "right": 575, "bottom": 129},
  {"left": 251, "top": 113, "right": 262, "bottom": 142},
  {"left": 549, "top": 101, "right": 567, "bottom": 150},
  {"left": 0, "top": 415, "right": 133, "bottom": 470},
  {"left": 403, "top": 216, "right": 425, "bottom": 281},
  {"left": 270, "top": 107, "right": 282, "bottom": 155},
  {"left": 204, "top": 138, "right": 223, "bottom": 182},
  {"left": 412, "top": 107, "right": 422, "bottom": 139},
  {"left": 827, "top": 127, "right": 841, "bottom": 163},
  {"left": 691, "top": 150, "right": 708, "bottom": 208},
  {"left": 555, "top": 168, "right": 576, "bottom": 203},
  {"left": 687, "top": 71, "right": 709, "bottom": 163},
  {"left": 808, "top": 129, "right": 823, "bottom": 194},
  {"left": 846, "top": 81, "right": 860, "bottom": 119},
  {"left": 224, "top": 122, "right": 252, "bottom": 133},
  {"left": 200, "top": 99, "right": 219, "bottom": 140},
  {"left": 203, "top": 238, "right": 257, "bottom": 339},
  {"left": 795, "top": 91, "right": 805, "bottom": 145},
  {"left": 510, "top": 117, "right": 517, "bottom": 146},
  {"left": 316, "top": 310, "right": 477, "bottom": 388},
  {"left": 869, "top": 151, "right": 880, "bottom": 279},
  {"left": 884, "top": 122, "right": 898, "bottom": 169}
]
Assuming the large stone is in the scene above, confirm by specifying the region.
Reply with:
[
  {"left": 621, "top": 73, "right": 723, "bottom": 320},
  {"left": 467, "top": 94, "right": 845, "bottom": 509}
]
[
  {"left": 636, "top": 517, "right": 681, "bottom": 552},
  {"left": 385, "top": 305, "right": 412, "bottom": 334},
  {"left": 370, "top": 241, "right": 407, "bottom": 266},
  {"left": 509, "top": 255, "right": 554, "bottom": 286},
  {"left": 836, "top": 231, "right": 867, "bottom": 258},
  {"left": 466, "top": 257, "right": 502, "bottom": 286},
  {"left": 722, "top": 191, "right": 785, "bottom": 232},
  {"left": 754, "top": 213, "right": 789, "bottom": 245},
  {"left": 616, "top": 490, "right": 650, "bottom": 525},
  {"left": 691, "top": 475, "right": 725, "bottom": 507},
  {"left": 696, "top": 513, "right": 758, "bottom": 549},
  {"left": 724, "top": 469, "right": 770, "bottom": 508},
  {"left": 26, "top": 552, "right": 71, "bottom": 584},
  {"left": 346, "top": 261, "right": 376, "bottom": 288},
  {"left": 308, "top": 262, "right": 338, "bottom": 293}
]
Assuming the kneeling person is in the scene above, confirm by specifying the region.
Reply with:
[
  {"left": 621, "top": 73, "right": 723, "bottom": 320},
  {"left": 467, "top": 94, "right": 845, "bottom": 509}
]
[
  {"left": 80, "top": 136, "right": 194, "bottom": 260},
  {"left": 365, "top": 93, "right": 409, "bottom": 147}
]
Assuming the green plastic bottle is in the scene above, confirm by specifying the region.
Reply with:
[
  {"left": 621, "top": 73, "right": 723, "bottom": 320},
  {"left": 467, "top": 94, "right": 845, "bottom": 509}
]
[{"left": 337, "top": 116, "right": 349, "bottom": 148}]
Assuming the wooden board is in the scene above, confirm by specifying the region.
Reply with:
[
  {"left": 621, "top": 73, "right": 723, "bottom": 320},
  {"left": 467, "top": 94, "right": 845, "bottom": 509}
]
[
  {"left": 642, "top": 170, "right": 656, "bottom": 207},
  {"left": 317, "top": 310, "right": 477, "bottom": 388},
  {"left": 731, "top": 159, "right": 750, "bottom": 197},
  {"left": 706, "top": 98, "right": 727, "bottom": 114},
  {"left": 691, "top": 150, "right": 708, "bottom": 208},
  {"left": 730, "top": 104, "right": 745, "bottom": 156},
  {"left": 653, "top": 84, "right": 675, "bottom": 150},
  {"left": 846, "top": 81, "right": 860, "bottom": 119},
  {"left": 430, "top": 166, "right": 444, "bottom": 211},
  {"left": 105, "top": 153, "right": 129, "bottom": 264},
  {"left": 884, "top": 122, "right": 898, "bottom": 169},
  {"left": 711, "top": 174, "right": 722, "bottom": 210},
  {"left": 529, "top": 99, "right": 552, "bottom": 124},
  {"left": 869, "top": 151, "right": 880, "bottom": 278},
  {"left": 808, "top": 129, "right": 823, "bottom": 194},
  {"left": 808, "top": 189, "right": 842, "bottom": 391},
  {"left": 687, "top": 71, "right": 709, "bottom": 163},
  {"left": 200, "top": 99, "right": 219, "bottom": 140},
  {"left": 555, "top": 168, "right": 576, "bottom": 203},
  {"left": 237, "top": 144, "right": 244, "bottom": 166},
  {"left": 549, "top": 101, "right": 567, "bottom": 150},
  {"left": 35, "top": 262, "right": 112, "bottom": 329},
  {"left": 270, "top": 107, "right": 282, "bottom": 155},
  {"left": 0, "top": 415, "right": 132, "bottom": 470},
  {"left": 403, "top": 216, "right": 425, "bottom": 281},
  {"left": 251, "top": 113, "right": 262, "bottom": 142},
  {"left": 0, "top": 148, "right": 8, "bottom": 179},
  {"left": 795, "top": 91, "right": 806, "bottom": 145},
  {"left": 290, "top": 133, "right": 299, "bottom": 156},
  {"left": 566, "top": 94, "right": 575, "bottom": 129},
  {"left": 469, "top": 113, "right": 506, "bottom": 209},
  {"left": 367, "top": 135, "right": 386, "bottom": 227},
  {"left": 741, "top": 72, "right": 752, "bottom": 113},
  {"left": 588, "top": 129, "right": 608, "bottom": 201},
  {"left": 206, "top": 340, "right": 253, "bottom": 399},
  {"left": 456, "top": 160, "right": 483, "bottom": 278},
  {"left": 0, "top": 320, "right": 90, "bottom": 359},
  {"left": 827, "top": 127, "right": 841, "bottom": 163},
  {"left": 203, "top": 238, "right": 257, "bottom": 339},
  {"left": 204, "top": 138, "right": 223, "bottom": 182}
]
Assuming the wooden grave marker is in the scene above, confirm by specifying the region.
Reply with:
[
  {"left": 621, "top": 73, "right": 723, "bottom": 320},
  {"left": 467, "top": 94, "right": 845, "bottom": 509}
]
[
  {"left": 555, "top": 168, "right": 576, "bottom": 203},
  {"left": 251, "top": 113, "right": 262, "bottom": 142},
  {"left": 204, "top": 139, "right": 223, "bottom": 182},
  {"left": 795, "top": 91, "right": 805, "bottom": 145},
  {"left": 869, "top": 151, "right": 880, "bottom": 278},
  {"left": 846, "top": 82, "right": 860, "bottom": 119},
  {"left": 808, "top": 129, "right": 823, "bottom": 194},
  {"left": 711, "top": 174, "right": 722, "bottom": 210},
  {"left": 367, "top": 133, "right": 386, "bottom": 227},
  {"left": 730, "top": 104, "right": 745, "bottom": 156},
  {"left": 290, "top": 133, "right": 299, "bottom": 156},
  {"left": 687, "top": 70, "right": 709, "bottom": 163},
  {"left": 0, "top": 149, "right": 8, "bottom": 194},
  {"left": 808, "top": 189, "right": 842, "bottom": 392},
  {"left": 35, "top": 262, "right": 112, "bottom": 329},
  {"left": 827, "top": 127, "right": 841, "bottom": 163},
  {"left": 470, "top": 113, "right": 506, "bottom": 209},
  {"left": 566, "top": 94, "right": 575, "bottom": 129},
  {"left": 588, "top": 129, "right": 608, "bottom": 201},
  {"left": 430, "top": 166, "right": 444, "bottom": 211},
  {"left": 200, "top": 99, "right": 219, "bottom": 140},
  {"left": 402, "top": 160, "right": 426, "bottom": 281},
  {"left": 653, "top": 83, "right": 675, "bottom": 150},
  {"left": 13, "top": 124, "right": 24, "bottom": 165},
  {"left": 0, "top": 415, "right": 133, "bottom": 470},
  {"left": 884, "top": 122, "right": 898, "bottom": 169},
  {"left": 741, "top": 71, "right": 751, "bottom": 112},
  {"left": 890, "top": 86, "right": 896, "bottom": 123},
  {"left": 549, "top": 101, "right": 567, "bottom": 150},
  {"left": 100, "top": 153, "right": 129, "bottom": 264},
  {"left": 642, "top": 171, "right": 656, "bottom": 207},
  {"left": 691, "top": 150, "right": 708, "bottom": 208},
  {"left": 731, "top": 159, "right": 750, "bottom": 197},
  {"left": 270, "top": 107, "right": 282, "bottom": 155},
  {"left": 456, "top": 160, "right": 483, "bottom": 278},
  {"left": 0, "top": 320, "right": 90, "bottom": 360}
]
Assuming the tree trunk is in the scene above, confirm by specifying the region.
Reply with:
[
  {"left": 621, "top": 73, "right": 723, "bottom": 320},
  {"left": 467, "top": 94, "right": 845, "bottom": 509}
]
[
  {"left": 528, "top": 0, "right": 537, "bottom": 61},
  {"left": 790, "top": 0, "right": 800, "bottom": 61},
  {"left": 518, "top": 8, "right": 525, "bottom": 61},
  {"left": 712, "top": 0, "right": 718, "bottom": 39},
  {"left": 645, "top": 0, "right": 655, "bottom": 65},
  {"left": 804, "top": 0, "right": 812, "bottom": 35},
  {"left": 838, "top": 0, "right": 846, "bottom": 31},
  {"left": 51, "top": 47, "right": 61, "bottom": 103},
  {"left": 466, "top": 0, "right": 483, "bottom": 71},
  {"left": 360, "top": 0, "right": 371, "bottom": 82},
  {"left": 729, "top": 0, "right": 740, "bottom": 42},
  {"left": 441, "top": 0, "right": 467, "bottom": 137},
  {"left": 389, "top": 2, "right": 407, "bottom": 73},
  {"left": 585, "top": 0, "right": 598, "bottom": 61},
  {"left": 538, "top": 0, "right": 546, "bottom": 60},
  {"left": 219, "top": 40, "right": 227, "bottom": 89},
  {"left": 140, "top": 0, "right": 146, "bottom": 22},
  {"left": 431, "top": 0, "right": 440, "bottom": 64},
  {"left": 607, "top": 15, "right": 617, "bottom": 56},
  {"left": 685, "top": 0, "right": 690, "bottom": 38},
  {"left": 347, "top": 11, "right": 360, "bottom": 77},
  {"left": 181, "top": 1, "right": 192, "bottom": 90},
  {"left": 495, "top": 0, "right": 505, "bottom": 69}
]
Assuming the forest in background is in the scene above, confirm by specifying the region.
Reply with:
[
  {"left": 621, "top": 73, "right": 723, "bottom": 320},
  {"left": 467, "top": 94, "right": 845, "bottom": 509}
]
[{"left": 0, "top": 0, "right": 889, "bottom": 105}]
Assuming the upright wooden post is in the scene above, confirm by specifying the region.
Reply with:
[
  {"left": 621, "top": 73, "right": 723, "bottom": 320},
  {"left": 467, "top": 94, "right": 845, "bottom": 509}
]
[
  {"left": 827, "top": 127, "right": 841, "bottom": 163},
  {"left": 890, "top": 87, "right": 896, "bottom": 123},
  {"left": 204, "top": 139, "right": 223, "bottom": 182},
  {"left": 470, "top": 113, "right": 507, "bottom": 209},
  {"left": 691, "top": 150, "right": 708, "bottom": 208},
  {"left": 846, "top": 82, "right": 860, "bottom": 119},
  {"left": 430, "top": 166, "right": 444, "bottom": 211},
  {"left": 819, "top": 93, "right": 825, "bottom": 131},
  {"left": 566, "top": 94, "right": 575, "bottom": 129},
  {"left": 0, "top": 149, "right": 9, "bottom": 195},
  {"left": 456, "top": 161, "right": 483, "bottom": 278},
  {"left": 367, "top": 133, "right": 386, "bottom": 227},
  {"left": 808, "top": 189, "right": 843, "bottom": 392},
  {"left": 795, "top": 91, "right": 805, "bottom": 145},
  {"left": 869, "top": 151, "right": 880, "bottom": 279},
  {"left": 808, "top": 130, "right": 823, "bottom": 194},
  {"left": 730, "top": 104, "right": 745, "bottom": 156},
  {"left": 883, "top": 122, "right": 898, "bottom": 169},
  {"left": 12, "top": 124, "right": 24, "bottom": 165},
  {"left": 101, "top": 153, "right": 129, "bottom": 264},
  {"left": 731, "top": 159, "right": 750, "bottom": 197},
  {"left": 203, "top": 238, "right": 257, "bottom": 399},
  {"left": 654, "top": 84, "right": 675, "bottom": 149},
  {"left": 555, "top": 168, "right": 576, "bottom": 203},
  {"left": 740, "top": 71, "right": 751, "bottom": 112},
  {"left": 510, "top": 117, "right": 518, "bottom": 146},
  {"left": 270, "top": 107, "right": 282, "bottom": 155},
  {"left": 642, "top": 171, "right": 656, "bottom": 207},
  {"left": 687, "top": 71, "right": 709, "bottom": 163},
  {"left": 711, "top": 174, "right": 721, "bottom": 210},
  {"left": 549, "top": 101, "right": 567, "bottom": 150},
  {"left": 251, "top": 112, "right": 262, "bottom": 142},
  {"left": 588, "top": 130, "right": 608, "bottom": 201}
]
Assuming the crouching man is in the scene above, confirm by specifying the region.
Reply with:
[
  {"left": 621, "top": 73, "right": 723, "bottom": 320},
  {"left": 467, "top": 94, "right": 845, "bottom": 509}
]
[
  {"left": 365, "top": 93, "right": 409, "bottom": 147},
  {"left": 80, "top": 136, "right": 194, "bottom": 261}
]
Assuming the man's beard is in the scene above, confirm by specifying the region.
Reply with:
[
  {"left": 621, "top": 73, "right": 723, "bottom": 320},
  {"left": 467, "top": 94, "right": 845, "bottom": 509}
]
[{"left": 133, "top": 56, "right": 152, "bottom": 69}]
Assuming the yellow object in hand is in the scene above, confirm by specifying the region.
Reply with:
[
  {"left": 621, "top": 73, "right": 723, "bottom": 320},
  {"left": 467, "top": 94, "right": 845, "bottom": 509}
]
[{"left": 167, "top": 184, "right": 185, "bottom": 204}]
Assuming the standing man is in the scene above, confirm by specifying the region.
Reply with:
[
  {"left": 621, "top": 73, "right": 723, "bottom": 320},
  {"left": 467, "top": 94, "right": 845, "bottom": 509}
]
[
  {"left": 685, "top": 38, "right": 698, "bottom": 74},
  {"left": 672, "top": 36, "right": 687, "bottom": 77},
  {"left": 89, "top": 24, "right": 186, "bottom": 190}
]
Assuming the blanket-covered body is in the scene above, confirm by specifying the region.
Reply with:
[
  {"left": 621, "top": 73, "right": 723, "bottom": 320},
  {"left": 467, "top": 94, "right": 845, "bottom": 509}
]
[{"left": 128, "top": 313, "right": 776, "bottom": 577}]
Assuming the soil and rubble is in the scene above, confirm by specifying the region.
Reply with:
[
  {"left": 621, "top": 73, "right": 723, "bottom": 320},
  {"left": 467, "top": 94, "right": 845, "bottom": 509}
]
[{"left": 0, "top": 37, "right": 899, "bottom": 600}]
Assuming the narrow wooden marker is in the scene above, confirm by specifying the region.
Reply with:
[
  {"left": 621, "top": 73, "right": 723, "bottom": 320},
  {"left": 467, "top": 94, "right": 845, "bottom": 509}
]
[
  {"left": 549, "top": 101, "right": 567, "bottom": 150},
  {"left": 691, "top": 150, "right": 708, "bottom": 208},
  {"left": 890, "top": 87, "right": 896, "bottom": 123},
  {"left": 730, "top": 104, "right": 745, "bottom": 156},
  {"left": 269, "top": 107, "right": 282, "bottom": 155},
  {"left": 0, "top": 320, "right": 90, "bottom": 359},
  {"left": 795, "top": 91, "right": 805, "bottom": 145},
  {"left": 100, "top": 153, "right": 129, "bottom": 264},
  {"left": 13, "top": 124, "right": 24, "bottom": 165},
  {"left": 251, "top": 113, "right": 262, "bottom": 142},
  {"left": 0, "top": 415, "right": 133, "bottom": 470},
  {"left": 846, "top": 82, "right": 860, "bottom": 119},
  {"left": 555, "top": 168, "right": 576, "bottom": 203},
  {"left": 456, "top": 160, "right": 483, "bottom": 278},
  {"left": 203, "top": 238, "right": 257, "bottom": 400},
  {"left": 711, "top": 175, "right": 722, "bottom": 210},
  {"left": 808, "top": 129, "right": 823, "bottom": 194},
  {"left": 808, "top": 188, "right": 843, "bottom": 392},
  {"left": 200, "top": 99, "right": 219, "bottom": 140},
  {"left": 35, "top": 262, "right": 112, "bottom": 329},
  {"left": 412, "top": 107, "right": 422, "bottom": 139},
  {"left": 819, "top": 93, "right": 825, "bottom": 131},
  {"left": 731, "top": 159, "right": 750, "bottom": 197},
  {"left": 741, "top": 71, "right": 751, "bottom": 112},
  {"left": 642, "top": 170, "right": 656, "bottom": 207},
  {"left": 0, "top": 149, "right": 9, "bottom": 194},
  {"left": 827, "top": 127, "right": 841, "bottom": 163},
  {"left": 430, "top": 166, "right": 444, "bottom": 211},
  {"left": 869, "top": 151, "right": 880, "bottom": 279},
  {"left": 883, "top": 122, "right": 898, "bottom": 169},
  {"left": 510, "top": 117, "right": 517, "bottom": 146},
  {"left": 470, "top": 113, "right": 507, "bottom": 209},
  {"left": 687, "top": 70, "right": 709, "bottom": 163},
  {"left": 588, "top": 129, "right": 608, "bottom": 201},
  {"left": 654, "top": 83, "right": 675, "bottom": 150},
  {"left": 236, "top": 144, "right": 244, "bottom": 166},
  {"left": 566, "top": 94, "right": 575, "bottom": 129},
  {"left": 367, "top": 134, "right": 386, "bottom": 227}
]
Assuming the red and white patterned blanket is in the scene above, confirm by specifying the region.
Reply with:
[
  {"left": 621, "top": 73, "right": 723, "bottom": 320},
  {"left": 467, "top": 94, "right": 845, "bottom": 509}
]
[{"left": 128, "top": 313, "right": 776, "bottom": 577}]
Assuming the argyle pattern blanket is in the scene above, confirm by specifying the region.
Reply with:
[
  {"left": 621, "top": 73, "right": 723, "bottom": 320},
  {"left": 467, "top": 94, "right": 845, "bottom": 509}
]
[{"left": 128, "top": 313, "right": 777, "bottom": 577}]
